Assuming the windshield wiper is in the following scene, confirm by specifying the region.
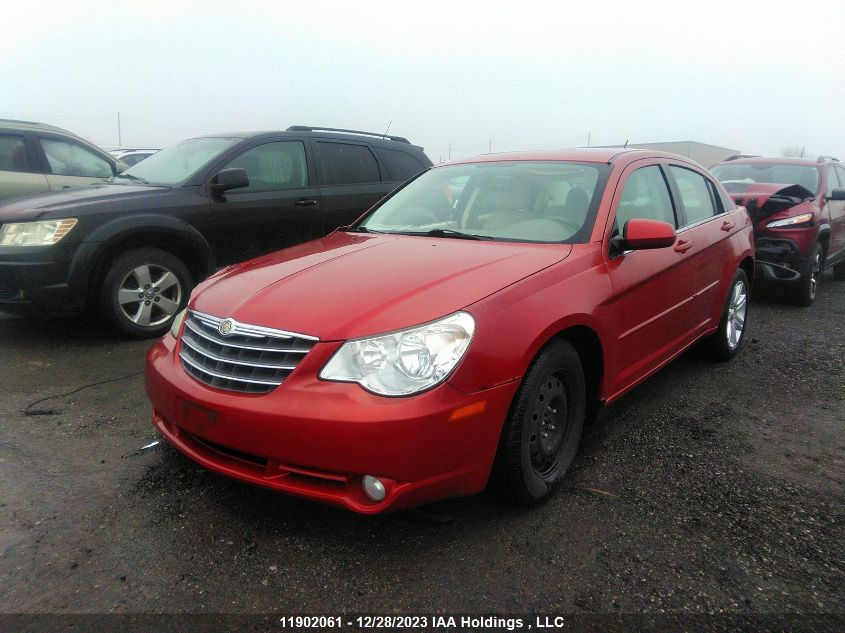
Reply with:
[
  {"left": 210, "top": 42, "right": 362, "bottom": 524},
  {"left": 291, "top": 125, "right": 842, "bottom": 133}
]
[
  {"left": 114, "top": 173, "right": 149, "bottom": 185},
  {"left": 419, "top": 228, "right": 492, "bottom": 240},
  {"left": 343, "top": 226, "right": 384, "bottom": 234}
]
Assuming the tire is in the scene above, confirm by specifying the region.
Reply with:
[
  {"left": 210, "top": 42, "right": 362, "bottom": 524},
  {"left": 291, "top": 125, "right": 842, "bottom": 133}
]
[
  {"left": 100, "top": 247, "right": 193, "bottom": 338},
  {"left": 833, "top": 261, "right": 845, "bottom": 281},
  {"left": 492, "top": 340, "right": 585, "bottom": 504},
  {"left": 702, "top": 268, "right": 749, "bottom": 362},
  {"left": 788, "top": 242, "right": 823, "bottom": 307}
]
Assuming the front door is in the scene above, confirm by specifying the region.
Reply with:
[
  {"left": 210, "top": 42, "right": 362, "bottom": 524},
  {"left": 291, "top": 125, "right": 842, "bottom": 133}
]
[
  {"left": 601, "top": 162, "right": 700, "bottom": 397},
  {"left": 206, "top": 140, "right": 322, "bottom": 266},
  {"left": 828, "top": 166, "right": 845, "bottom": 261}
]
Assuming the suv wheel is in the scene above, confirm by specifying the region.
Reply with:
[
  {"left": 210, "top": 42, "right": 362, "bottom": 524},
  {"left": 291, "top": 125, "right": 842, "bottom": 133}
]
[
  {"left": 789, "top": 242, "right": 823, "bottom": 307},
  {"left": 100, "top": 247, "right": 192, "bottom": 338},
  {"left": 492, "top": 340, "right": 585, "bottom": 504},
  {"left": 703, "top": 268, "right": 749, "bottom": 361}
]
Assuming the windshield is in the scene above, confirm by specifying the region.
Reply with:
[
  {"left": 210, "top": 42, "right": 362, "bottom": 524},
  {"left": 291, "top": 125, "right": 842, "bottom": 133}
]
[
  {"left": 711, "top": 163, "right": 820, "bottom": 194},
  {"left": 121, "top": 137, "right": 239, "bottom": 186},
  {"left": 358, "top": 161, "right": 605, "bottom": 243}
]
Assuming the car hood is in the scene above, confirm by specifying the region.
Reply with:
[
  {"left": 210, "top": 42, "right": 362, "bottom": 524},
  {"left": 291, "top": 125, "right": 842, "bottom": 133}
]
[
  {"left": 729, "top": 183, "right": 816, "bottom": 220},
  {"left": 191, "top": 232, "right": 571, "bottom": 340},
  {"left": 0, "top": 183, "right": 171, "bottom": 221}
]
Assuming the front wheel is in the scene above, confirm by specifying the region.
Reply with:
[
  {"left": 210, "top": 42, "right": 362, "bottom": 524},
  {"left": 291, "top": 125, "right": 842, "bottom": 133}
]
[
  {"left": 492, "top": 340, "right": 585, "bottom": 504},
  {"left": 702, "top": 268, "right": 749, "bottom": 361},
  {"left": 788, "top": 242, "right": 823, "bottom": 307},
  {"left": 100, "top": 247, "right": 193, "bottom": 338}
]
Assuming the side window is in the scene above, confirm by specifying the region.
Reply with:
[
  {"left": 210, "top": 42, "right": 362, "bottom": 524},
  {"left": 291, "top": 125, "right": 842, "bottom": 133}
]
[
  {"left": 826, "top": 166, "right": 840, "bottom": 197},
  {"left": 223, "top": 141, "right": 308, "bottom": 193},
  {"left": 318, "top": 142, "right": 380, "bottom": 185},
  {"left": 0, "top": 135, "right": 32, "bottom": 173},
  {"left": 669, "top": 166, "right": 717, "bottom": 226},
  {"left": 374, "top": 148, "right": 425, "bottom": 181},
  {"left": 615, "top": 165, "right": 676, "bottom": 233},
  {"left": 836, "top": 166, "right": 845, "bottom": 192},
  {"left": 39, "top": 138, "right": 113, "bottom": 178}
]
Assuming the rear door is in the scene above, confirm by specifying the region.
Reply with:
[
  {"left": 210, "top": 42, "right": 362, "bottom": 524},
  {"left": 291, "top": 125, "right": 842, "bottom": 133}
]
[
  {"left": 602, "top": 161, "right": 700, "bottom": 396},
  {"left": 35, "top": 136, "right": 116, "bottom": 189},
  {"left": 827, "top": 166, "right": 845, "bottom": 261},
  {"left": 0, "top": 132, "right": 49, "bottom": 201},
  {"left": 206, "top": 139, "right": 322, "bottom": 265},
  {"left": 665, "top": 164, "right": 733, "bottom": 332},
  {"left": 315, "top": 140, "right": 391, "bottom": 230}
]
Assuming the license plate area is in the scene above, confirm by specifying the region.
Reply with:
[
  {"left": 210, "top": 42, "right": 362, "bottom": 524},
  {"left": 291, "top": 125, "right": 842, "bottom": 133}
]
[{"left": 176, "top": 398, "right": 222, "bottom": 437}]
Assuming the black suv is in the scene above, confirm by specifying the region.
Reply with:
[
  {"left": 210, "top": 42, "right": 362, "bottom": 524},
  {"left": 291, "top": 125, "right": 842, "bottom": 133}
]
[{"left": 0, "top": 126, "right": 431, "bottom": 336}]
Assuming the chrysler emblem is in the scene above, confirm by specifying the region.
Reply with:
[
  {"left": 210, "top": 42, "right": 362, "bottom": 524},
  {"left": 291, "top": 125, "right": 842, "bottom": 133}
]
[{"left": 218, "top": 319, "right": 234, "bottom": 336}]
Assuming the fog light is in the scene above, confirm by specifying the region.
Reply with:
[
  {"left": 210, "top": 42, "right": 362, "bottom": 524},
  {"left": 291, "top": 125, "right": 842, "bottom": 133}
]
[{"left": 362, "top": 475, "right": 386, "bottom": 502}]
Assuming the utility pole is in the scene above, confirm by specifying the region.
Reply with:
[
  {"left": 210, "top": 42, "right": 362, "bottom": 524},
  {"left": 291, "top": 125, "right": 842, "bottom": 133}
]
[
  {"left": 117, "top": 112, "right": 122, "bottom": 147},
  {"left": 587, "top": 131, "right": 591, "bottom": 147},
  {"left": 488, "top": 138, "right": 492, "bottom": 153},
  {"left": 448, "top": 142, "right": 452, "bottom": 160}
]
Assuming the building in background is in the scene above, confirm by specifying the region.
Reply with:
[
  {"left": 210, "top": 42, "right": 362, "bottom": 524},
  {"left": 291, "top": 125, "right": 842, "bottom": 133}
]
[{"left": 599, "top": 141, "right": 741, "bottom": 167}]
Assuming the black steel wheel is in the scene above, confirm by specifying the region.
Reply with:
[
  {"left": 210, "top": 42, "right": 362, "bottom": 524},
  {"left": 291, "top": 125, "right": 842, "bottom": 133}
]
[{"left": 492, "top": 340, "right": 585, "bottom": 504}]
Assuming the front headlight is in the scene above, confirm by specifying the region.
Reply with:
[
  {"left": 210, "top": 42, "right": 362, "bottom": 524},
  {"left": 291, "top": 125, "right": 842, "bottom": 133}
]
[
  {"left": 170, "top": 308, "right": 187, "bottom": 338},
  {"left": 766, "top": 212, "right": 814, "bottom": 229},
  {"left": 0, "top": 219, "right": 78, "bottom": 246},
  {"left": 320, "top": 312, "right": 475, "bottom": 396}
]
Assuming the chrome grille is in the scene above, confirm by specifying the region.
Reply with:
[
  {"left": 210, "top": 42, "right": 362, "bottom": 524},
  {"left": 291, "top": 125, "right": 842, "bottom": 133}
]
[{"left": 179, "top": 310, "right": 318, "bottom": 394}]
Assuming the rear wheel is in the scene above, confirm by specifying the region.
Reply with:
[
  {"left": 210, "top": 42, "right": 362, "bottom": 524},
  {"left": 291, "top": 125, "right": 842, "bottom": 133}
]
[
  {"left": 492, "top": 340, "right": 585, "bottom": 504},
  {"left": 100, "top": 247, "right": 192, "bottom": 338},
  {"left": 702, "top": 268, "right": 749, "bottom": 361},
  {"left": 788, "top": 242, "right": 823, "bottom": 307}
]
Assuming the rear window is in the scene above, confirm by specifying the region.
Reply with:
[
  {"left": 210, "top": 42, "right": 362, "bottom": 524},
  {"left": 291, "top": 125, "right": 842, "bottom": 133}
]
[
  {"left": 0, "top": 134, "right": 31, "bottom": 173},
  {"left": 318, "top": 142, "right": 380, "bottom": 185},
  {"left": 375, "top": 148, "right": 425, "bottom": 181}
]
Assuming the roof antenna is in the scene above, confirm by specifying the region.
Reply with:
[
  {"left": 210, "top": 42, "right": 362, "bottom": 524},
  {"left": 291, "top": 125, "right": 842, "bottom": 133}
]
[
  {"left": 382, "top": 121, "right": 392, "bottom": 139},
  {"left": 623, "top": 139, "right": 629, "bottom": 148},
  {"left": 800, "top": 146, "right": 805, "bottom": 158}
]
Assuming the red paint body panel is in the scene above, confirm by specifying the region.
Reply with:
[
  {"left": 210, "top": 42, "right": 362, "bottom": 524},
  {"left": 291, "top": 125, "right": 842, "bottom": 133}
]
[{"left": 146, "top": 149, "right": 755, "bottom": 513}]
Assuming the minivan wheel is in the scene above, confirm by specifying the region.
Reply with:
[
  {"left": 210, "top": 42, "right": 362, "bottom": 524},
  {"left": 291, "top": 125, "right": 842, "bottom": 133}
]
[
  {"left": 100, "top": 248, "right": 192, "bottom": 338},
  {"left": 789, "top": 243, "right": 823, "bottom": 307},
  {"left": 492, "top": 340, "right": 585, "bottom": 504},
  {"left": 703, "top": 268, "right": 749, "bottom": 361}
]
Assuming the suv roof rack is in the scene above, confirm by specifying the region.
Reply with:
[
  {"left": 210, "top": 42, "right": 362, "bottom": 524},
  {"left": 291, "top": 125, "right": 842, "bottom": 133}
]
[
  {"left": 723, "top": 154, "right": 759, "bottom": 161},
  {"left": 817, "top": 155, "right": 839, "bottom": 163},
  {"left": 286, "top": 125, "right": 410, "bottom": 144}
]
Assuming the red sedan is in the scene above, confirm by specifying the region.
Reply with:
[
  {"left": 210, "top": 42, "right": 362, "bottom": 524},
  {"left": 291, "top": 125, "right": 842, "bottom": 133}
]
[{"left": 145, "top": 149, "right": 754, "bottom": 513}]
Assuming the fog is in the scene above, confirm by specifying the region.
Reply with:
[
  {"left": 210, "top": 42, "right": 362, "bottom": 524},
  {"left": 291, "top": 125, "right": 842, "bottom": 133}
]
[{"left": 2, "top": 0, "right": 843, "bottom": 161}]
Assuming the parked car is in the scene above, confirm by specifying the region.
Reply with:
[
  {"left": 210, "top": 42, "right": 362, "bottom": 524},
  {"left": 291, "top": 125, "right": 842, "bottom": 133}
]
[
  {"left": 0, "top": 119, "right": 125, "bottom": 202},
  {"left": 109, "top": 148, "right": 159, "bottom": 167},
  {"left": 711, "top": 155, "right": 845, "bottom": 305},
  {"left": 145, "top": 149, "right": 755, "bottom": 514},
  {"left": 0, "top": 126, "right": 431, "bottom": 336}
]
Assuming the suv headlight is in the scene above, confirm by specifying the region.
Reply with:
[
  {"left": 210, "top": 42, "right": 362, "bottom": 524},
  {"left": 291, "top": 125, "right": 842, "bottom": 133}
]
[
  {"left": 766, "top": 212, "right": 814, "bottom": 229},
  {"left": 0, "top": 219, "right": 78, "bottom": 246},
  {"left": 320, "top": 312, "right": 475, "bottom": 396}
]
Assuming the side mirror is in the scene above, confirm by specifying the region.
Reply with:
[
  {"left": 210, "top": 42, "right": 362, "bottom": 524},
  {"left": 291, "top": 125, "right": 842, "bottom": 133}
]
[
  {"left": 622, "top": 218, "right": 677, "bottom": 250},
  {"left": 829, "top": 187, "right": 845, "bottom": 201},
  {"left": 210, "top": 168, "right": 249, "bottom": 193}
]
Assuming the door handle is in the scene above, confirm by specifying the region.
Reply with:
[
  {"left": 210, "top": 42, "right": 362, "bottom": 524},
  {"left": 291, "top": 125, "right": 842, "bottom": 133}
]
[
  {"left": 674, "top": 239, "right": 695, "bottom": 253},
  {"left": 720, "top": 220, "right": 735, "bottom": 231},
  {"left": 294, "top": 199, "right": 318, "bottom": 207}
]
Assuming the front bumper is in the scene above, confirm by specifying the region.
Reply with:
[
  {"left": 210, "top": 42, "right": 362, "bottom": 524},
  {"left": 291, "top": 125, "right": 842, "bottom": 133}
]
[
  {"left": 0, "top": 244, "right": 82, "bottom": 313},
  {"left": 145, "top": 335, "right": 519, "bottom": 513},
  {"left": 754, "top": 237, "right": 805, "bottom": 282}
]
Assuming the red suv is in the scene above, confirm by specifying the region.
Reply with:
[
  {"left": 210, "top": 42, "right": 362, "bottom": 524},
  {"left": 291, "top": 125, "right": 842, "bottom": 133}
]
[
  {"left": 145, "top": 149, "right": 754, "bottom": 513},
  {"left": 711, "top": 156, "right": 845, "bottom": 305}
]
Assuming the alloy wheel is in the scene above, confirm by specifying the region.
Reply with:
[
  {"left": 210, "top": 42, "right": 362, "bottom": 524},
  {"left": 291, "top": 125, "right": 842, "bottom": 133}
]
[
  {"left": 726, "top": 279, "right": 747, "bottom": 350},
  {"left": 809, "top": 252, "right": 821, "bottom": 301},
  {"left": 117, "top": 264, "right": 182, "bottom": 327}
]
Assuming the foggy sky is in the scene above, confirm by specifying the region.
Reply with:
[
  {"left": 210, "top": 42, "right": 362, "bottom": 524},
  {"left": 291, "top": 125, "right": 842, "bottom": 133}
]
[{"left": 2, "top": 0, "right": 843, "bottom": 162}]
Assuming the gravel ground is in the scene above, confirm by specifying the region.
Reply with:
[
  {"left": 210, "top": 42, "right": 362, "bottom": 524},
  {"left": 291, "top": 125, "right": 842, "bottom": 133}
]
[{"left": 0, "top": 273, "right": 843, "bottom": 630}]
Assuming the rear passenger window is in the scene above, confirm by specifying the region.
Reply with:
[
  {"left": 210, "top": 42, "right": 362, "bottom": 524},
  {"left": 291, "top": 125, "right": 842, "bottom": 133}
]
[
  {"left": 375, "top": 148, "right": 425, "bottom": 181},
  {"left": 670, "top": 166, "right": 716, "bottom": 225},
  {"left": 318, "top": 142, "right": 380, "bottom": 185},
  {"left": 615, "top": 165, "right": 677, "bottom": 231},
  {"left": 0, "top": 135, "right": 31, "bottom": 173}
]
